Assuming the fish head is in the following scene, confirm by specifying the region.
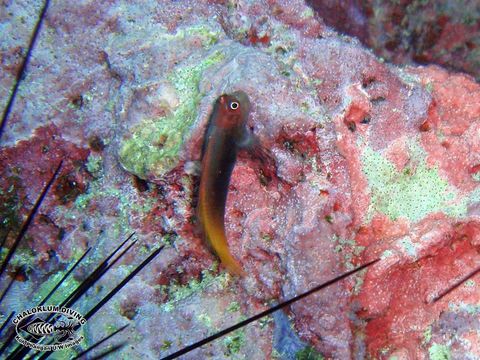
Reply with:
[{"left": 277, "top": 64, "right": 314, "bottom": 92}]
[{"left": 215, "top": 91, "right": 251, "bottom": 132}]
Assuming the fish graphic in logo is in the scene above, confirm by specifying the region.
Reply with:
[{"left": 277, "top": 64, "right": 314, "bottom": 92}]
[
  {"left": 12, "top": 306, "right": 86, "bottom": 351},
  {"left": 22, "top": 318, "right": 77, "bottom": 342}
]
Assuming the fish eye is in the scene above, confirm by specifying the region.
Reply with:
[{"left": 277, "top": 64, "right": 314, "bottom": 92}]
[{"left": 229, "top": 101, "right": 239, "bottom": 110}]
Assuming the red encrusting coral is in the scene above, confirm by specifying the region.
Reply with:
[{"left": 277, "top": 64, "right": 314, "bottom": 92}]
[{"left": 356, "top": 220, "right": 480, "bottom": 358}]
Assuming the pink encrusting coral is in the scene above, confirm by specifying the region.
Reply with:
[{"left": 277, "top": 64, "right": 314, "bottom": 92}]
[{"left": 0, "top": 0, "right": 479, "bottom": 359}]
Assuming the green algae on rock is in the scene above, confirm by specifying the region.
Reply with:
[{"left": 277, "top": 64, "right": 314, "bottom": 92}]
[
  {"left": 159, "top": 263, "right": 230, "bottom": 313},
  {"left": 33, "top": 268, "right": 81, "bottom": 305},
  {"left": 85, "top": 153, "right": 103, "bottom": 178},
  {"left": 223, "top": 329, "right": 246, "bottom": 356},
  {"left": 295, "top": 345, "right": 325, "bottom": 360},
  {"left": 118, "top": 50, "right": 225, "bottom": 179},
  {"left": 361, "top": 141, "right": 466, "bottom": 223},
  {"left": 428, "top": 343, "right": 451, "bottom": 360}
]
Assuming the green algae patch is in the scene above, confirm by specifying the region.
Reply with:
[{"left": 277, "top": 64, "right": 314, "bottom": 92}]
[
  {"left": 295, "top": 346, "right": 324, "bottom": 360},
  {"left": 33, "top": 270, "right": 81, "bottom": 306},
  {"left": 74, "top": 177, "right": 154, "bottom": 229},
  {"left": 227, "top": 301, "right": 241, "bottom": 313},
  {"left": 197, "top": 313, "right": 214, "bottom": 328},
  {"left": 49, "top": 348, "right": 76, "bottom": 360},
  {"left": 70, "top": 176, "right": 156, "bottom": 268},
  {"left": 158, "top": 24, "right": 220, "bottom": 48},
  {"left": 0, "top": 178, "right": 22, "bottom": 231},
  {"left": 223, "top": 329, "right": 246, "bottom": 356},
  {"left": 85, "top": 153, "right": 103, "bottom": 178},
  {"left": 0, "top": 247, "right": 36, "bottom": 280},
  {"left": 184, "top": 25, "right": 220, "bottom": 47},
  {"left": 423, "top": 325, "right": 432, "bottom": 345},
  {"left": 428, "top": 343, "right": 451, "bottom": 360},
  {"left": 159, "top": 263, "right": 230, "bottom": 312},
  {"left": 119, "top": 51, "right": 225, "bottom": 179},
  {"left": 361, "top": 143, "right": 466, "bottom": 222}
]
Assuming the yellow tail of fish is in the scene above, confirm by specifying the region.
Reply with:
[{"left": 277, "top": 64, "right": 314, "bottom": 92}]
[{"left": 204, "top": 219, "right": 245, "bottom": 276}]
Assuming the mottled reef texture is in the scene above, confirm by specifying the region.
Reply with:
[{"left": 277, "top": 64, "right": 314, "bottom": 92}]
[
  {"left": 307, "top": 0, "right": 480, "bottom": 82},
  {"left": 1, "top": 0, "right": 480, "bottom": 359},
  {"left": 0, "top": 0, "right": 43, "bottom": 111}
]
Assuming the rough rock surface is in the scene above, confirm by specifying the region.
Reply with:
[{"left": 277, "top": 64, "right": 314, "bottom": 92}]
[
  {"left": 0, "top": 0, "right": 479, "bottom": 359},
  {"left": 307, "top": 0, "right": 480, "bottom": 82},
  {"left": 0, "top": 0, "right": 44, "bottom": 111}
]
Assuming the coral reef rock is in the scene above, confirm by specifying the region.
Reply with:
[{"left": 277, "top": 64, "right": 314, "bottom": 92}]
[{"left": 1, "top": 0, "right": 479, "bottom": 359}]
